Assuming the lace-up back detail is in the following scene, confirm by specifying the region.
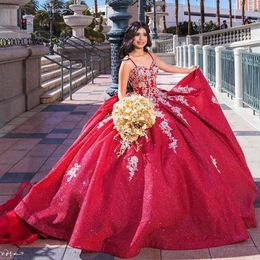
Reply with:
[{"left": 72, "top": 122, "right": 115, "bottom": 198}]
[{"left": 128, "top": 53, "right": 159, "bottom": 98}]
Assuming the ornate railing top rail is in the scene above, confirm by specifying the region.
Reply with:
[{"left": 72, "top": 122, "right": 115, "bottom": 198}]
[
  {"left": 0, "top": 38, "right": 44, "bottom": 48},
  {"left": 152, "top": 38, "right": 173, "bottom": 53},
  {"left": 189, "top": 22, "right": 260, "bottom": 46}
]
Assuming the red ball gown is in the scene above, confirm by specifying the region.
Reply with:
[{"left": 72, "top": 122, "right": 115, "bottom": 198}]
[{"left": 0, "top": 56, "right": 258, "bottom": 258}]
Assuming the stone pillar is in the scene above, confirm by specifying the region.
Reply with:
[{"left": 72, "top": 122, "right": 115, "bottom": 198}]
[
  {"left": 234, "top": 48, "right": 244, "bottom": 107},
  {"left": 215, "top": 46, "right": 225, "bottom": 93},
  {"left": 106, "top": 0, "right": 133, "bottom": 96},
  {"left": 188, "top": 44, "right": 193, "bottom": 67},
  {"left": 183, "top": 45, "right": 187, "bottom": 68},
  {"left": 203, "top": 45, "right": 210, "bottom": 78},
  {"left": 175, "top": 46, "right": 179, "bottom": 66},
  {"left": 0, "top": 0, "right": 31, "bottom": 38},
  {"left": 23, "top": 14, "right": 34, "bottom": 34},
  {"left": 173, "top": 34, "right": 178, "bottom": 55},
  {"left": 179, "top": 46, "right": 183, "bottom": 67},
  {"left": 199, "top": 35, "right": 203, "bottom": 45},
  {"left": 194, "top": 44, "right": 200, "bottom": 66},
  {"left": 186, "top": 35, "right": 192, "bottom": 45}
]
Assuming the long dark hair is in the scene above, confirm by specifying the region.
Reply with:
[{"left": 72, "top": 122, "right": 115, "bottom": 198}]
[{"left": 119, "top": 21, "right": 152, "bottom": 59}]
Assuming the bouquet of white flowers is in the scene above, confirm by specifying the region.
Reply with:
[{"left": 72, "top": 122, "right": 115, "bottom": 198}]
[{"left": 112, "top": 95, "right": 156, "bottom": 156}]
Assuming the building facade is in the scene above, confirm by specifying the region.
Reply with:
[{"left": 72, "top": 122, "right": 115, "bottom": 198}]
[
  {"left": 236, "top": 0, "right": 260, "bottom": 12},
  {"left": 97, "top": 2, "right": 260, "bottom": 28}
]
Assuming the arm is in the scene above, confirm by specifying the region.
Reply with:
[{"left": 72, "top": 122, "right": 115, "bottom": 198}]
[
  {"left": 118, "top": 59, "right": 132, "bottom": 100},
  {"left": 150, "top": 52, "right": 197, "bottom": 74}
]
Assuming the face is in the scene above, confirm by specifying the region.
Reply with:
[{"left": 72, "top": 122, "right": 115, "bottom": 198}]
[{"left": 132, "top": 27, "right": 148, "bottom": 49}]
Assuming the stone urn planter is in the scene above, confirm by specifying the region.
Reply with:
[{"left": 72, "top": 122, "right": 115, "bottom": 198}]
[
  {"left": 63, "top": 3, "right": 93, "bottom": 41},
  {"left": 0, "top": 0, "right": 31, "bottom": 38}
]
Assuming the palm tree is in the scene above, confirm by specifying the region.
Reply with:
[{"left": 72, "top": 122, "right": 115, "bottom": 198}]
[
  {"left": 175, "top": 0, "right": 179, "bottom": 36},
  {"left": 187, "top": 0, "right": 191, "bottom": 35},
  {"left": 200, "top": 0, "right": 205, "bottom": 33},
  {"left": 21, "top": 0, "right": 39, "bottom": 15},
  {"left": 162, "top": 0, "right": 167, "bottom": 32},
  {"left": 34, "top": 9, "right": 49, "bottom": 28},
  {"left": 241, "top": 0, "right": 246, "bottom": 24},
  {"left": 229, "top": 0, "right": 232, "bottom": 27},
  {"left": 43, "top": 0, "right": 64, "bottom": 11},
  {"left": 216, "top": 0, "right": 220, "bottom": 28},
  {"left": 93, "top": 0, "right": 98, "bottom": 17}
]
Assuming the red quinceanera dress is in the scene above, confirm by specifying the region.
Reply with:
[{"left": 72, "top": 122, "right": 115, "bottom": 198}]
[{"left": 0, "top": 57, "right": 258, "bottom": 258}]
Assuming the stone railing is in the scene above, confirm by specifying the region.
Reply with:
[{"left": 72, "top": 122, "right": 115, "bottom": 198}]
[
  {"left": 176, "top": 44, "right": 260, "bottom": 114},
  {"left": 186, "top": 22, "right": 260, "bottom": 49},
  {"left": 152, "top": 38, "right": 173, "bottom": 53},
  {"left": 0, "top": 45, "right": 48, "bottom": 127}
]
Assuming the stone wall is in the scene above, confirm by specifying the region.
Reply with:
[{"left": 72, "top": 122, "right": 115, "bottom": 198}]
[{"left": 0, "top": 45, "right": 48, "bottom": 127}]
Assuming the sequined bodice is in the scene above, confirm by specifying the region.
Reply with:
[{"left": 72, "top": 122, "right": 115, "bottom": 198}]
[{"left": 128, "top": 60, "right": 159, "bottom": 98}]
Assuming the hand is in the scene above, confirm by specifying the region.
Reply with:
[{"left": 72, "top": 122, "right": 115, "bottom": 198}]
[{"left": 189, "top": 65, "right": 198, "bottom": 72}]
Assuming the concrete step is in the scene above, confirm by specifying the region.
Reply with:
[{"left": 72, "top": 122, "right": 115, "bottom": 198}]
[
  {"left": 40, "top": 70, "right": 98, "bottom": 104},
  {"left": 41, "top": 63, "right": 85, "bottom": 83},
  {"left": 41, "top": 60, "right": 71, "bottom": 73},
  {"left": 41, "top": 67, "right": 87, "bottom": 91},
  {"left": 41, "top": 55, "right": 62, "bottom": 66}
]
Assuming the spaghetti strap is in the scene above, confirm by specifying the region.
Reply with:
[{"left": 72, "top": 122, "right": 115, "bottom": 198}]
[
  {"left": 127, "top": 56, "right": 137, "bottom": 67},
  {"left": 147, "top": 51, "right": 154, "bottom": 60}
]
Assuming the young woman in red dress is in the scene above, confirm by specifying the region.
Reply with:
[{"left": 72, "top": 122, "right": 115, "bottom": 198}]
[{"left": 0, "top": 21, "right": 257, "bottom": 258}]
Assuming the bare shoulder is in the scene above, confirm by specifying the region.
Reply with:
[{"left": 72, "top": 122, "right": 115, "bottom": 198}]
[
  {"left": 120, "top": 56, "right": 134, "bottom": 72},
  {"left": 148, "top": 51, "right": 159, "bottom": 60}
]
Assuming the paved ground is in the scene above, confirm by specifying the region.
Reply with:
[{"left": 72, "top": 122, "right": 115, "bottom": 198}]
[{"left": 0, "top": 71, "right": 259, "bottom": 260}]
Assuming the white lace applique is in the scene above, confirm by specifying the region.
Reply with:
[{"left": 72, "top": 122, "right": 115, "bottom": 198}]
[
  {"left": 155, "top": 109, "right": 164, "bottom": 119},
  {"left": 127, "top": 156, "right": 139, "bottom": 181},
  {"left": 156, "top": 109, "right": 178, "bottom": 153},
  {"left": 97, "top": 115, "right": 112, "bottom": 129},
  {"left": 173, "top": 95, "right": 189, "bottom": 106},
  {"left": 66, "top": 163, "right": 81, "bottom": 182},
  {"left": 156, "top": 91, "right": 190, "bottom": 124},
  {"left": 211, "top": 96, "right": 219, "bottom": 104},
  {"left": 210, "top": 155, "right": 221, "bottom": 174},
  {"left": 171, "top": 106, "right": 189, "bottom": 125},
  {"left": 173, "top": 95, "right": 199, "bottom": 113},
  {"left": 172, "top": 85, "right": 196, "bottom": 93},
  {"left": 191, "top": 106, "right": 199, "bottom": 112}
]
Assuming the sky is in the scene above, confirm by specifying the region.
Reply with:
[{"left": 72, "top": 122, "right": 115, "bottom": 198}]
[{"left": 37, "top": 0, "right": 233, "bottom": 10}]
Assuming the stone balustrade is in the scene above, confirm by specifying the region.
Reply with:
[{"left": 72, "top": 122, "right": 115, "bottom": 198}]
[{"left": 176, "top": 44, "right": 260, "bottom": 115}]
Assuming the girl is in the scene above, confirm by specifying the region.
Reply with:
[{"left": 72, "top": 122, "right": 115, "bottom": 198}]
[{"left": 0, "top": 21, "right": 257, "bottom": 259}]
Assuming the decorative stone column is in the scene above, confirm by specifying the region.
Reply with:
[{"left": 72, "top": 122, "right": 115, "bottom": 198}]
[
  {"left": 188, "top": 44, "right": 193, "bottom": 67},
  {"left": 179, "top": 46, "right": 183, "bottom": 67},
  {"left": 23, "top": 14, "right": 34, "bottom": 34},
  {"left": 202, "top": 45, "right": 210, "bottom": 77},
  {"left": 183, "top": 45, "right": 187, "bottom": 68},
  {"left": 175, "top": 46, "right": 179, "bottom": 66},
  {"left": 215, "top": 46, "right": 225, "bottom": 93},
  {"left": 234, "top": 48, "right": 244, "bottom": 107},
  {"left": 0, "top": 0, "right": 31, "bottom": 38},
  {"left": 106, "top": 0, "right": 133, "bottom": 96},
  {"left": 186, "top": 35, "right": 192, "bottom": 45},
  {"left": 172, "top": 34, "right": 178, "bottom": 55},
  {"left": 194, "top": 44, "right": 200, "bottom": 67}
]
